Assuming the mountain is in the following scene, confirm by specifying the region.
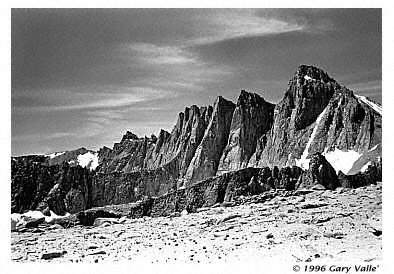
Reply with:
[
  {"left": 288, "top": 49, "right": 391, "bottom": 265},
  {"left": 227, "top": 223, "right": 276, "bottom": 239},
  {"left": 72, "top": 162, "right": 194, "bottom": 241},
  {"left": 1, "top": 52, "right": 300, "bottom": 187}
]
[
  {"left": 11, "top": 65, "right": 382, "bottom": 216},
  {"left": 46, "top": 147, "right": 98, "bottom": 170},
  {"left": 248, "top": 65, "right": 381, "bottom": 174}
]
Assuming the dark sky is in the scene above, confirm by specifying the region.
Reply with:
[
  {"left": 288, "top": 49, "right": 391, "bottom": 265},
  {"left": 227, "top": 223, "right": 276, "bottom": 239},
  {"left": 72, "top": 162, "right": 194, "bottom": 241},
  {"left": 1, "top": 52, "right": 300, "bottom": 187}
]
[{"left": 11, "top": 9, "right": 381, "bottom": 156}]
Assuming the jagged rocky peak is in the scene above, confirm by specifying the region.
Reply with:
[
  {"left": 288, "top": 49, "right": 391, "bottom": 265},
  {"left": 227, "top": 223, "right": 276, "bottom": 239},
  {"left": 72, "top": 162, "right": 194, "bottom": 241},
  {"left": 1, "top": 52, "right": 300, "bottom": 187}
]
[
  {"left": 217, "top": 90, "right": 275, "bottom": 175},
  {"left": 143, "top": 103, "right": 213, "bottom": 176},
  {"left": 286, "top": 65, "right": 341, "bottom": 130},
  {"left": 120, "top": 131, "right": 140, "bottom": 142},
  {"left": 250, "top": 65, "right": 381, "bottom": 175},
  {"left": 295, "top": 64, "right": 336, "bottom": 83},
  {"left": 183, "top": 95, "right": 236, "bottom": 185}
]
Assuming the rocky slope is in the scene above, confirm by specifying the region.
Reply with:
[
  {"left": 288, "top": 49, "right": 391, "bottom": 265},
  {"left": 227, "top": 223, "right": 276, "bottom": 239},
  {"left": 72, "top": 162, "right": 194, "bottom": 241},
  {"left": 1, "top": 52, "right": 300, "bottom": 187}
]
[
  {"left": 11, "top": 182, "right": 382, "bottom": 264},
  {"left": 11, "top": 65, "right": 382, "bottom": 216}
]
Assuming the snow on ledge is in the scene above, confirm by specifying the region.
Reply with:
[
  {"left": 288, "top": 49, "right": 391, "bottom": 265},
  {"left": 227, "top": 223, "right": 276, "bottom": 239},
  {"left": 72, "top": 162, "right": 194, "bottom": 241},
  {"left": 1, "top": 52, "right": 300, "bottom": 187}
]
[
  {"left": 295, "top": 106, "right": 328, "bottom": 170},
  {"left": 304, "top": 75, "right": 316, "bottom": 81},
  {"left": 77, "top": 152, "right": 99, "bottom": 170},
  {"left": 11, "top": 210, "right": 71, "bottom": 226},
  {"left": 361, "top": 161, "right": 372, "bottom": 172},
  {"left": 46, "top": 151, "right": 65, "bottom": 159},
  {"left": 355, "top": 95, "right": 382, "bottom": 115}
]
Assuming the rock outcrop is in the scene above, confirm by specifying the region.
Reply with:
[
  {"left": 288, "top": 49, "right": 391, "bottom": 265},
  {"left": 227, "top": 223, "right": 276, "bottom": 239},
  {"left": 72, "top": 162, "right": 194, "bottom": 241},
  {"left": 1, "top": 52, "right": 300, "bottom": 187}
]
[
  {"left": 144, "top": 105, "right": 213, "bottom": 177},
  {"left": 183, "top": 96, "right": 235, "bottom": 186},
  {"left": 12, "top": 156, "right": 93, "bottom": 215},
  {"left": 97, "top": 132, "right": 155, "bottom": 173},
  {"left": 297, "top": 153, "right": 339, "bottom": 190},
  {"left": 217, "top": 90, "right": 275, "bottom": 174}
]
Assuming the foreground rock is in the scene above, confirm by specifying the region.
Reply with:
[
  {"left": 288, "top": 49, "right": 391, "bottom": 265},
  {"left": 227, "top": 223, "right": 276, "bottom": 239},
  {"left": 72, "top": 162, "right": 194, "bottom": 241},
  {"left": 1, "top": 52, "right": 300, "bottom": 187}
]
[{"left": 11, "top": 182, "right": 382, "bottom": 263}]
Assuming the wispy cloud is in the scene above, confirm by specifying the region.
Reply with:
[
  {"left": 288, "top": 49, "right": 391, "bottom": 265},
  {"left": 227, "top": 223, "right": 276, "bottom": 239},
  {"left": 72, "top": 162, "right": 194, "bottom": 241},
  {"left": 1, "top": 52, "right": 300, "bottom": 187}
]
[
  {"left": 122, "top": 43, "right": 196, "bottom": 65},
  {"left": 185, "top": 9, "right": 304, "bottom": 45},
  {"left": 13, "top": 86, "right": 178, "bottom": 112},
  {"left": 12, "top": 132, "right": 74, "bottom": 142}
]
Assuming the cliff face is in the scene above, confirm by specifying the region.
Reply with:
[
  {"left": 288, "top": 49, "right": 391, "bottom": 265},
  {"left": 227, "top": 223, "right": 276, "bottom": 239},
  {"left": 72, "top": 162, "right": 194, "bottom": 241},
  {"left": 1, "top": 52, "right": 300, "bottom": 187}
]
[
  {"left": 216, "top": 91, "right": 275, "bottom": 175},
  {"left": 248, "top": 65, "right": 381, "bottom": 174},
  {"left": 11, "top": 65, "right": 382, "bottom": 216},
  {"left": 97, "top": 133, "right": 155, "bottom": 173},
  {"left": 11, "top": 156, "right": 94, "bottom": 215},
  {"left": 183, "top": 96, "right": 236, "bottom": 186}
]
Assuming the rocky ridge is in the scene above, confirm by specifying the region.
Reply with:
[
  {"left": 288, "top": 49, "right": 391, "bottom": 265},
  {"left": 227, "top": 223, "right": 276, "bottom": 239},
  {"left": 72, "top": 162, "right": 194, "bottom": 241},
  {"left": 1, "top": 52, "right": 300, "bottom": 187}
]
[{"left": 11, "top": 65, "right": 382, "bottom": 217}]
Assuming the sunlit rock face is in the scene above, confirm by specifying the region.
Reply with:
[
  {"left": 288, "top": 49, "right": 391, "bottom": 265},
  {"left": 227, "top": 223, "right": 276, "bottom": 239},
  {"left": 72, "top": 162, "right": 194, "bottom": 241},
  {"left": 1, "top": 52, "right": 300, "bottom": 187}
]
[
  {"left": 184, "top": 96, "right": 235, "bottom": 186},
  {"left": 216, "top": 90, "right": 275, "bottom": 175},
  {"left": 248, "top": 65, "right": 381, "bottom": 175}
]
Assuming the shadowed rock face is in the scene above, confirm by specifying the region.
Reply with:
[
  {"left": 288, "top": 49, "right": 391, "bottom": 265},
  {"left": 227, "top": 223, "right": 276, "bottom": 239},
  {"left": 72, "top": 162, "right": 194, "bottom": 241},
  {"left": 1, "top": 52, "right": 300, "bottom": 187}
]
[
  {"left": 248, "top": 65, "right": 340, "bottom": 168},
  {"left": 97, "top": 133, "right": 156, "bottom": 173},
  {"left": 11, "top": 156, "right": 93, "bottom": 215},
  {"left": 217, "top": 90, "right": 275, "bottom": 174},
  {"left": 11, "top": 65, "right": 382, "bottom": 216}
]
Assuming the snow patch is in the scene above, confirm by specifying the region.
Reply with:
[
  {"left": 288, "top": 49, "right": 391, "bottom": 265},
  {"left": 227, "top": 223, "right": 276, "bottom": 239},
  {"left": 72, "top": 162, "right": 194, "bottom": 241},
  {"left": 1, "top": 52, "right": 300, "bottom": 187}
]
[
  {"left": 369, "top": 144, "right": 379, "bottom": 152},
  {"left": 11, "top": 210, "right": 71, "bottom": 229},
  {"left": 77, "top": 152, "right": 99, "bottom": 170},
  {"left": 295, "top": 106, "right": 328, "bottom": 170},
  {"left": 355, "top": 95, "right": 382, "bottom": 115},
  {"left": 361, "top": 161, "right": 372, "bottom": 172},
  {"left": 304, "top": 75, "right": 316, "bottom": 81},
  {"left": 47, "top": 151, "right": 65, "bottom": 159},
  {"left": 323, "top": 148, "right": 362, "bottom": 174}
]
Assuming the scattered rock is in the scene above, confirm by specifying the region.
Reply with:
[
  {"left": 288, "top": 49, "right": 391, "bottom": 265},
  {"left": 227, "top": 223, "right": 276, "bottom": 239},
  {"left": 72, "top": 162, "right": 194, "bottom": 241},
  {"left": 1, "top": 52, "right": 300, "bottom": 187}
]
[
  {"left": 41, "top": 251, "right": 67, "bottom": 260},
  {"left": 93, "top": 218, "right": 119, "bottom": 227},
  {"left": 300, "top": 203, "right": 328, "bottom": 210},
  {"left": 323, "top": 232, "right": 346, "bottom": 239},
  {"left": 49, "top": 224, "right": 64, "bottom": 230},
  {"left": 311, "top": 184, "right": 326, "bottom": 190},
  {"left": 88, "top": 250, "right": 107, "bottom": 256},
  {"left": 370, "top": 229, "right": 382, "bottom": 237},
  {"left": 266, "top": 233, "right": 274, "bottom": 239}
]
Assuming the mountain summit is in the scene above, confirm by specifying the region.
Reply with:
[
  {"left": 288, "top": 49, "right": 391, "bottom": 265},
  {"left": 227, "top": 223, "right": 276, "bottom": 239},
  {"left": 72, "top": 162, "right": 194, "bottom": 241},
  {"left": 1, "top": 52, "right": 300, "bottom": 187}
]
[{"left": 11, "top": 65, "right": 382, "bottom": 215}]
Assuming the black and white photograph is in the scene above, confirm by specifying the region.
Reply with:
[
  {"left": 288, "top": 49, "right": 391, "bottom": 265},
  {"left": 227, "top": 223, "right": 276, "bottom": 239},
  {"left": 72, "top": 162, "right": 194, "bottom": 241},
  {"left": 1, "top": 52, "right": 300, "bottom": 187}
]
[{"left": 6, "top": 5, "right": 390, "bottom": 273}]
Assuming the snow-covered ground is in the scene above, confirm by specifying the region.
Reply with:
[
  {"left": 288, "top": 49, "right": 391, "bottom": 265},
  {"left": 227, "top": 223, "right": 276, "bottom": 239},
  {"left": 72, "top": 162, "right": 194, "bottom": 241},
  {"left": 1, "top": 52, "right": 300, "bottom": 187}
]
[{"left": 11, "top": 210, "right": 71, "bottom": 231}]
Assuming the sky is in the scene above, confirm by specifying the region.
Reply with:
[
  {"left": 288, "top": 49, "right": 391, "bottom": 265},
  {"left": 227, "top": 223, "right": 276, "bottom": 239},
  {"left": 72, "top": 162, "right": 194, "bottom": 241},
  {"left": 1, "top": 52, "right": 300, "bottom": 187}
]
[{"left": 11, "top": 9, "right": 382, "bottom": 156}]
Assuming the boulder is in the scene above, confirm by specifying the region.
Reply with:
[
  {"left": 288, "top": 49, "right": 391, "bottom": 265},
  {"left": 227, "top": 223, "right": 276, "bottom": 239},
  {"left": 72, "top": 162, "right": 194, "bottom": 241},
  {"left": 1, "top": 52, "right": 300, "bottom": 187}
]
[
  {"left": 93, "top": 218, "right": 119, "bottom": 227},
  {"left": 298, "top": 153, "right": 339, "bottom": 190},
  {"left": 77, "top": 209, "right": 121, "bottom": 226}
]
